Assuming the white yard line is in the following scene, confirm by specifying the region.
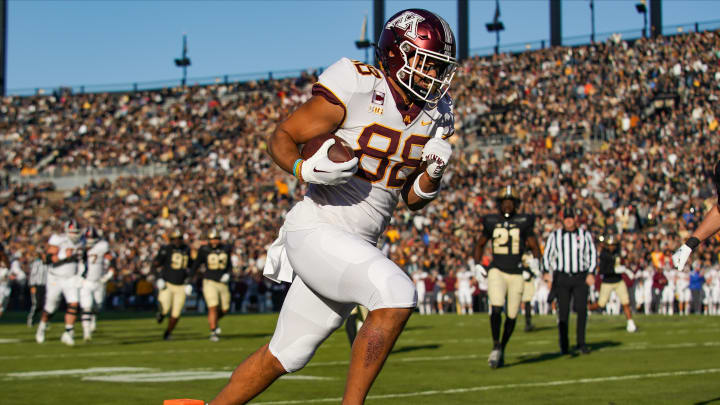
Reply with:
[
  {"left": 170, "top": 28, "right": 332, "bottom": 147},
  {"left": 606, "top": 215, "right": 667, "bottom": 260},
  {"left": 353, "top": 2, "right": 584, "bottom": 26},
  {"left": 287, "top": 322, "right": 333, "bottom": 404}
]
[
  {"left": 84, "top": 372, "right": 334, "bottom": 383},
  {"left": 253, "top": 368, "right": 720, "bottom": 404},
  {"left": 6, "top": 367, "right": 151, "bottom": 378}
]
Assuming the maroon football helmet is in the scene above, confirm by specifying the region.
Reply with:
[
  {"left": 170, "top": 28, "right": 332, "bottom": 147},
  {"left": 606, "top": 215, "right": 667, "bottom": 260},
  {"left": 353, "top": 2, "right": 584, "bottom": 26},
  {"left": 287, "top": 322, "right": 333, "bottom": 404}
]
[{"left": 377, "top": 9, "right": 457, "bottom": 103}]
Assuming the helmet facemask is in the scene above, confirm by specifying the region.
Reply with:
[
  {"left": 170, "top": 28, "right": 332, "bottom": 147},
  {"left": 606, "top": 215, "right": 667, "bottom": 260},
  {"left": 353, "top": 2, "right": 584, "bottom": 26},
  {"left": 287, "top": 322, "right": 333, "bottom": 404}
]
[{"left": 395, "top": 40, "right": 457, "bottom": 103}]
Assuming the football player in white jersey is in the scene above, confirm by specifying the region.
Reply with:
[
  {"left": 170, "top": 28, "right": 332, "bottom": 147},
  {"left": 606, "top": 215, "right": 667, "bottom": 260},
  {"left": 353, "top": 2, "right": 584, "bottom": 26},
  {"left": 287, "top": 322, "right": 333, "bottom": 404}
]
[
  {"left": 676, "top": 267, "right": 691, "bottom": 315},
  {"left": 456, "top": 265, "right": 474, "bottom": 315},
  {"left": 708, "top": 265, "right": 720, "bottom": 315},
  {"left": 661, "top": 267, "right": 676, "bottom": 315},
  {"left": 36, "top": 219, "right": 83, "bottom": 346},
  {"left": 0, "top": 253, "right": 27, "bottom": 318},
  {"left": 411, "top": 266, "right": 429, "bottom": 314},
  {"left": 642, "top": 267, "right": 654, "bottom": 315},
  {"left": 79, "top": 227, "right": 114, "bottom": 341},
  {"left": 204, "top": 9, "right": 458, "bottom": 405}
]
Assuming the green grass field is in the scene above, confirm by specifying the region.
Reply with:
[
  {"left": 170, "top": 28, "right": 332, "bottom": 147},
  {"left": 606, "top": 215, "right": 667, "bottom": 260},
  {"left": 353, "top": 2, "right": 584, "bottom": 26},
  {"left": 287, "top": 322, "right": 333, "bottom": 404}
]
[{"left": 1, "top": 311, "right": 719, "bottom": 404}]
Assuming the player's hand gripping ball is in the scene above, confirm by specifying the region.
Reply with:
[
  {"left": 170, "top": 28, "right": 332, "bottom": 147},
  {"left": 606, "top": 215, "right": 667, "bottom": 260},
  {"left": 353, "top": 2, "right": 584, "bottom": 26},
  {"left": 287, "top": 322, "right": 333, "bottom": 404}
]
[
  {"left": 301, "top": 133, "right": 355, "bottom": 163},
  {"left": 299, "top": 134, "right": 358, "bottom": 186}
]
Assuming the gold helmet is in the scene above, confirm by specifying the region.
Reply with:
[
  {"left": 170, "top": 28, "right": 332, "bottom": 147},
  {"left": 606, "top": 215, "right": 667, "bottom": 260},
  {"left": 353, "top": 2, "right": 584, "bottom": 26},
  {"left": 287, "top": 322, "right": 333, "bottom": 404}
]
[
  {"left": 496, "top": 185, "right": 520, "bottom": 218},
  {"left": 169, "top": 229, "right": 182, "bottom": 240},
  {"left": 496, "top": 185, "right": 520, "bottom": 202},
  {"left": 601, "top": 234, "right": 618, "bottom": 246}
]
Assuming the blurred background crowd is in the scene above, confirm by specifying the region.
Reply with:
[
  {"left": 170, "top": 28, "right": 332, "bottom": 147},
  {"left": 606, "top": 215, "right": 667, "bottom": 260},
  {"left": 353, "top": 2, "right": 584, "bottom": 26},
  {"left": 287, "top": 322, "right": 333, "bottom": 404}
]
[{"left": 1, "top": 29, "right": 720, "bottom": 315}]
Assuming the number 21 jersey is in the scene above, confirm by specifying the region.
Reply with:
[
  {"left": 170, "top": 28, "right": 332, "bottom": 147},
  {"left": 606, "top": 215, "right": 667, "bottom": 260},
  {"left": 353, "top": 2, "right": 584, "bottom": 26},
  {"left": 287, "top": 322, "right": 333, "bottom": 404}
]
[{"left": 482, "top": 214, "right": 536, "bottom": 274}]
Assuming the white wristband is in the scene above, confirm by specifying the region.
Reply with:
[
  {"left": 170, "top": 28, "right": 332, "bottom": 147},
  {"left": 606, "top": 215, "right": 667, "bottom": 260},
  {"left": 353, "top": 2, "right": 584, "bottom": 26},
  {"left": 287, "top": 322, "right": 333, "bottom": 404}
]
[{"left": 412, "top": 175, "right": 439, "bottom": 200}]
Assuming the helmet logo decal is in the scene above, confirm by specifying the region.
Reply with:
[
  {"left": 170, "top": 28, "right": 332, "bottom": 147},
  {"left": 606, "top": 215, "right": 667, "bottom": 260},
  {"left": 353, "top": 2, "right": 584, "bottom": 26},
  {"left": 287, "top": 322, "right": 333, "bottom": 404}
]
[{"left": 386, "top": 11, "right": 425, "bottom": 40}]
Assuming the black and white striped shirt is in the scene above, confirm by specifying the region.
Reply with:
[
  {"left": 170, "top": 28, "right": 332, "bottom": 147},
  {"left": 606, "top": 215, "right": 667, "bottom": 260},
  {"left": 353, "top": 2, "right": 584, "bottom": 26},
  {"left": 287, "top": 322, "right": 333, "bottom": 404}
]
[
  {"left": 543, "top": 228, "right": 597, "bottom": 275},
  {"left": 28, "top": 258, "right": 48, "bottom": 287}
]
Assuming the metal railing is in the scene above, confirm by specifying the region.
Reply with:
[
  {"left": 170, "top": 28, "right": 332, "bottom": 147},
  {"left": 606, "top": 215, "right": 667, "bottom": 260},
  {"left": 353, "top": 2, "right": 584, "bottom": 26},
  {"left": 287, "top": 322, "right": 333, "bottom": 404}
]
[
  {"left": 469, "top": 18, "right": 720, "bottom": 56},
  {"left": 6, "top": 19, "right": 720, "bottom": 97},
  {"left": 7, "top": 67, "right": 323, "bottom": 97}
]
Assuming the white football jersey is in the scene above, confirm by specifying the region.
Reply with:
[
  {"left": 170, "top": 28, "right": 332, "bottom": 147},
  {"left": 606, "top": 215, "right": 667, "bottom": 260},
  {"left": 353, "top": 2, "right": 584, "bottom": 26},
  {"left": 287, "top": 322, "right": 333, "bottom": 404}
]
[
  {"left": 83, "top": 240, "right": 110, "bottom": 282},
  {"left": 412, "top": 270, "right": 428, "bottom": 287},
  {"left": 456, "top": 270, "right": 473, "bottom": 290},
  {"left": 675, "top": 270, "right": 690, "bottom": 289},
  {"left": 284, "top": 57, "right": 455, "bottom": 244},
  {"left": 664, "top": 269, "right": 676, "bottom": 291},
  {"left": 48, "top": 233, "right": 80, "bottom": 277},
  {"left": 707, "top": 268, "right": 720, "bottom": 290}
]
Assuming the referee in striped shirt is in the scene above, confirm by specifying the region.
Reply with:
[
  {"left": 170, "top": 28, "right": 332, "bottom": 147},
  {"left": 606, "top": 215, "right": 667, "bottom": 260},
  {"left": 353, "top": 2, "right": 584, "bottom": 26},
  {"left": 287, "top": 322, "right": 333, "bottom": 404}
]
[
  {"left": 26, "top": 254, "right": 48, "bottom": 327},
  {"left": 543, "top": 207, "right": 597, "bottom": 355}
]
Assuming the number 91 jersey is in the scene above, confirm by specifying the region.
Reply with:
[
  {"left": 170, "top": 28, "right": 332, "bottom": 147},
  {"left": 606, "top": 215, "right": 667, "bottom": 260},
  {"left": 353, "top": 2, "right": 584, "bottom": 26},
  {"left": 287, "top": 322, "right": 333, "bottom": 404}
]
[
  {"left": 156, "top": 244, "right": 191, "bottom": 285},
  {"left": 482, "top": 214, "right": 536, "bottom": 274},
  {"left": 285, "top": 57, "right": 455, "bottom": 245}
]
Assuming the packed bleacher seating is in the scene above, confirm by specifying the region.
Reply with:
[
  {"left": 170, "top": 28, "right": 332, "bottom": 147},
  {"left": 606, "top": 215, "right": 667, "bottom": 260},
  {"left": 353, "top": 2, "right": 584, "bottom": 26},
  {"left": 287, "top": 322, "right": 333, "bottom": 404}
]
[{"left": 2, "top": 29, "right": 720, "bottom": 314}]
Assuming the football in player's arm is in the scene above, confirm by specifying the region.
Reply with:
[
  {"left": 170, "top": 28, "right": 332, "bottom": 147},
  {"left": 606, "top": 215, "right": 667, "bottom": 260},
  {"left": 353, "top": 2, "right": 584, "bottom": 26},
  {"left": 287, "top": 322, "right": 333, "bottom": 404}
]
[
  {"left": 473, "top": 186, "right": 541, "bottom": 369},
  {"left": 153, "top": 229, "right": 193, "bottom": 340},
  {"left": 672, "top": 161, "right": 720, "bottom": 272},
  {"left": 191, "top": 229, "right": 233, "bottom": 342},
  {"left": 190, "top": 9, "right": 459, "bottom": 405}
]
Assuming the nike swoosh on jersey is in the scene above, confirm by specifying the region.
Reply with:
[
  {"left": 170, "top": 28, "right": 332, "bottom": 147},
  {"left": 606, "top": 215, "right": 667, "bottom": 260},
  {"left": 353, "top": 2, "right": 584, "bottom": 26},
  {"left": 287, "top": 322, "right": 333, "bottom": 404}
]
[{"left": 421, "top": 121, "right": 432, "bottom": 126}]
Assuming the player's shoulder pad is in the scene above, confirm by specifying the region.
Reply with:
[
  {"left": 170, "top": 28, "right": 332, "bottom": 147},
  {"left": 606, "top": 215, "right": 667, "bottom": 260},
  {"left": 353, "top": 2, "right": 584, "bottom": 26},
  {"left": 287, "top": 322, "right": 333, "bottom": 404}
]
[
  {"left": 514, "top": 213, "right": 535, "bottom": 225},
  {"left": 483, "top": 214, "right": 501, "bottom": 226},
  {"left": 95, "top": 240, "right": 110, "bottom": 251},
  {"left": 317, "top": 57, "right": 379, "bottom": 106},
  {"left": 48, "top": 233, "right": 63, "bottom": 246}
]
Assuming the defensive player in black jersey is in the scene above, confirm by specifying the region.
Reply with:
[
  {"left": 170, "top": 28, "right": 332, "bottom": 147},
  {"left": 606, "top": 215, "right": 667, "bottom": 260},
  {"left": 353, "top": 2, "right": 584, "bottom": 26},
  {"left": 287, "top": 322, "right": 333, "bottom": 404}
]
[
  {"left": 153, "top": 229, "right": 193, "bottom": 340},
  {"left": 192, "top": 229, "right": 232, "bottom": 342},
  {"left": 473, "top": 186, "right": 541, "bottom": 369},
  {"left": 588, "top": 235, "right": 637, "bottom": 333}
]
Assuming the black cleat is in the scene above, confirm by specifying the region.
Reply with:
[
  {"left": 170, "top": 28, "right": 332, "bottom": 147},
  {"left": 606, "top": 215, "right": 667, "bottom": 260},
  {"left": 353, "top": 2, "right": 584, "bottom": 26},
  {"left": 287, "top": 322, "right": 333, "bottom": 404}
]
[
  {"left": 576, "top": 345, "right": 590, "bottom": 355},
  {"left": 488, "top": 347, "right": 503, "bottom": 369},
  {"left": 524, "top": 323, "right": 535, "bottom": 332},
  {"left": 156, "top": 312, "right": 165, "bottom": 324},
  {"left": 163, "top": 330, "right": 172, "bottom": 340}
]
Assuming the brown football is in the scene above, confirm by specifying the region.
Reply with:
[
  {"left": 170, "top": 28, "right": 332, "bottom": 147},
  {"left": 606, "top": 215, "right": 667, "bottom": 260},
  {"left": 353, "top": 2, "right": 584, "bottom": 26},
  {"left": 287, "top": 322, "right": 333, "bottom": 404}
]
[{"left": 301, "top": 133, "right": 355, "bottom": 163}]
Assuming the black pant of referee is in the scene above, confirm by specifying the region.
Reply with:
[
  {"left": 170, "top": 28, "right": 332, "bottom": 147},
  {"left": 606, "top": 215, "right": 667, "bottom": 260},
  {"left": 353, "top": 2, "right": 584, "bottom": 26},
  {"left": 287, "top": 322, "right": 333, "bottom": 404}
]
[{"left": 554, "top": 272, "right": 590, "bottom": 354}]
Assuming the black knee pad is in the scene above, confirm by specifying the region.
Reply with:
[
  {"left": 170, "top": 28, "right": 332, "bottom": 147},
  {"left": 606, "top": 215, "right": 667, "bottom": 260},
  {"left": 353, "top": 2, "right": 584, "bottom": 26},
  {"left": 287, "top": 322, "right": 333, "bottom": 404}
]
[{"left": 491, "top": 306, "right": 504, "bottom": 316}]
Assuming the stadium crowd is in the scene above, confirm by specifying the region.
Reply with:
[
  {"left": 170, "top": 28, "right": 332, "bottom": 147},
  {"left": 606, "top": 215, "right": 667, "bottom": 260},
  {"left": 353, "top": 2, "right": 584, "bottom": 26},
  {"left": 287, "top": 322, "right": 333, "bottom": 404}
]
[{"left": 2, "top": 29, "right": 720, "bottom": 316}]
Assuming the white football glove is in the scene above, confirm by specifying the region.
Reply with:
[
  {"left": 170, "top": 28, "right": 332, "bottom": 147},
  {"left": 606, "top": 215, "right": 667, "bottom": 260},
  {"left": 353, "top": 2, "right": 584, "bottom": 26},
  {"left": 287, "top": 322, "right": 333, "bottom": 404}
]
[
  {"left": 672, "top": 244, "right": 693, "bottom": 272},
  {"left": 528, "top": 258, "right": 540, "bottom": 277},
  {"left": 421, "top": 137, "right": 452, "bottom": 179},
  {"left": 301, "top": 139, "right": 358, "bottom": 186},
  {"left": 156, "top": 278, "right": 166, "bottom": 290},
  {"left": 522, "top": 270, "right": 532, "bottom": 281},
  {"left": 99, "top": 270, "right": 114, "bottom": 284},
  {"left": 184, "top": 284, "right": 193, "bottom": 296},
  {"left": 220, "top": 273, "right": 230, "bottom": 284},
  {"left": 474, "top": 264, "right": 488, "bottom": 278}
]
